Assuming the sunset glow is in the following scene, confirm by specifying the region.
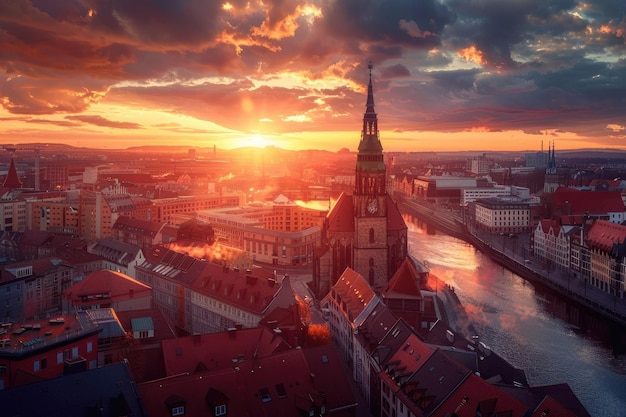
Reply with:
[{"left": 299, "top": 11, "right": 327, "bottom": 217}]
[{"left": 0, "top": 0, "right": 625, "bottom": 152}]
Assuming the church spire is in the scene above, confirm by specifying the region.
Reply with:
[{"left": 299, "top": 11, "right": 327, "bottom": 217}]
[
  {"left": 355, "top": 63, "right": 386, "bottom": 196},
  {"left": 361, "top": 62, "right": 379, "bottom": 140},
  {"left": 3, "top": 157, "right": 22, "bottom": 189}
]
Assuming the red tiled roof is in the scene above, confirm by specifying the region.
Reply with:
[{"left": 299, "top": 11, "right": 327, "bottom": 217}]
[
  {"left": 138, "top": 246, "right": 285, "bottom": 315},
  {"left": 551, "top": 187, "right": 625, "bottom": 214},
  {"left": 383, "top": 258, "right": 423, "bottom": 300},
  {"left": 385, "top": 195, "right": 408, "bottom": 231},
  {"left": 433, "top": 373, "right": 528, "bottom": 417},
  {"left": 586, "top": 220, "right": 626, "bottom": 252},
  {"left": 332, "top": 267, "right": 377, "bottom": 322},
  {"left": 161, "top": 327, "right": 291, "bottom": 376},
  {"left": 538, "top": 219, "right": 560, "bottom": 235},
  {"left": 140, "top": 347, "right": 353, "bottom": 417},
  {"left": 63, "top": 270, "right": 151, "bottom": 306},
  {"left": 326, "top": 192, "right": 354, "bottom": 233}
]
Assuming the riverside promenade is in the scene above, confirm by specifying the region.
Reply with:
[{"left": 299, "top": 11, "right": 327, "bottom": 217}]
[{"left": 400, "top": 199, "right": 626, "bottom": 330}]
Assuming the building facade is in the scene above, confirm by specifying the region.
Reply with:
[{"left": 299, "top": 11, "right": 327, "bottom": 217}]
[{"left": 475, "top": 197, "right": 531, "bottom": 234}]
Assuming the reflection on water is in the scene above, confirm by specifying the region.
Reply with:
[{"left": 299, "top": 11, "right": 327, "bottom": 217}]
[{"left": 405, "top": 215, "right": 626, "bottom": 417}]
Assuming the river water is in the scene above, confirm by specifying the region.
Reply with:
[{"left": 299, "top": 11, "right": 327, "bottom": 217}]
[{"left": 404, "top": 215, "right": 626, "bottom": 417}]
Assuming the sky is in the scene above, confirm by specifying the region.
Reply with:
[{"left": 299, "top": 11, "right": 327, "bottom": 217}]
[{"left": 0, "top": 0, "right": 625, "bottom": 153}]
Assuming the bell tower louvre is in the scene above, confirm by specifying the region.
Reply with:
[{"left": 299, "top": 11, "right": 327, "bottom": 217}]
[{"left": 312, "top": 64, "right": 408, "bottom": 297}]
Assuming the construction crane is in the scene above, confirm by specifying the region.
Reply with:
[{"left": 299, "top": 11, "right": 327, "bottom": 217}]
[{"left": 3, "top": 145, "right": 41, "bottom": 191}]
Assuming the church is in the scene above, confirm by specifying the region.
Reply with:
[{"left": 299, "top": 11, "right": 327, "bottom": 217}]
[{"left": 312, "top": 65, "right": 408, "bottom": 297}]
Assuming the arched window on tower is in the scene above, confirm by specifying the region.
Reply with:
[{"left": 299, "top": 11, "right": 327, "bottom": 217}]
[
  {"left": 369, "top": 228, "right": 375, "bottom": 244},
  {"left": 369, "top": 268, "right": 375, "bottom": 285}
]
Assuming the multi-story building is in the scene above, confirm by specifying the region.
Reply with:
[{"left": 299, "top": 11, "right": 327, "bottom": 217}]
[
  {"left": 533, "top": 219, "right": 577, "bottom": 270},
  {"left": 0, "top": 312, "right": 101, "bottom": 389},
  {"left": 0, "top": 258, "right": 73, "bottom": 321},
  {"left": 135, "top": 245, "right": 298, "bottom": 335},
  {"left": 474, "top": 197, "right": 531, "bottom": 234},
  {"left": 88, "top": 237, "right": 144, "bottom": 277},
  {"left": 585, "top": 220, "right": 625, "bottom": 298},
  {"left": 196, "top": 195, "right": 324, "bottom": 266},
  {"left": 111, "top": 216, "right": 167, "bottom": 253},
  {"left": 466, "top": 153, "right": 491, "bottom": 175},
  {"left": 151, "top": 194, "right": 241, "bottom": 225},
  {"left": 324, "top": 264, "right": 585, "bottom": 417},
  {"left": 0, "top": 199, "right": 27, "bottom": 232}
]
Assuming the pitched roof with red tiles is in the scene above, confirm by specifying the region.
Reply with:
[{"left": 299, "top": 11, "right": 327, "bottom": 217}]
[
  {"left": 551, "top": 187, "right": 625, "bottom": 214},
  {"left": 3, "top": 158, "right": 22, "bottom": 189},
  {"left": 332, "top": 267, "right": 378, "bottom": 323},
  {"left": 140, "top": 346, "right": 355, "bottom": 417},
  {"left": 431, "top": 373, "right": 528, "bottom": 417},
  {"left": 63, "top": 269, "right": 151, "bottom": 307},
  {"left": 586, "top": 219, "right": 626, "bottom": 252},
  {"left": 326, "top": 192, "right": 354, "bottom": 234},
  {"left": 138, "top": 246, "right": 287, "bottom": 315},
  {"left": 382, "top": 258, "right": 423, "bottom": 300},
  {"left": 161, "top": 327, "right": 291, "bottom": 376},
  {"left": 385, "top": 194, "right": 408, "bottom": 232},
  {"left": 538, "top": 218, "right": 559, "bottom": 235}
]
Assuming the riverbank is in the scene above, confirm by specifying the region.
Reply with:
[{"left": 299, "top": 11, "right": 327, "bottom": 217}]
[{"left": 399, "top": 199, "right": 626, "bottom": 333}]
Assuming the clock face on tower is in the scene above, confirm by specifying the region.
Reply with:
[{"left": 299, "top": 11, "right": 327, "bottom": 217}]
[{"left": 367, "top": 198, "right": 378, "bottom": 214}]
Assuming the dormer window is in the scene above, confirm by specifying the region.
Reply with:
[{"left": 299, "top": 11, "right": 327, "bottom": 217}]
[
  {"left": 165, "top": 395, "right": 186, "bottom": 417},
  {"left": 215, "top": 404, "right": 227, "bottom": 416}
]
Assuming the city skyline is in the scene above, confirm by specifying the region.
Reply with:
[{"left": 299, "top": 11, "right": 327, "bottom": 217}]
[{"left": 1, "top": 0, "right": 625, "bottom": 152}]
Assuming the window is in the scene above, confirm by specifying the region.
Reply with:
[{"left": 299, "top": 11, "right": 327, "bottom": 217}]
[
  {"left": 87, "top": 342, "right": 93, "bottom": 352},
  {"left": 171, "top": 405, "right": 185, "bottom": 416},
  {"left": 369, "top": 228, "right": 375, "bottom": 243},
  {"left": 215, "top": 404, "right": 227, "bottom": 416},
  {"left": 41, "top": 357, "right": 47, "bottom": 369},
  {"left": 57, "top": 352, "right": 63, "bottom": 364},
  {"left": 260, "top": 388, "right": 271, "bottom": 403},
  {"left": 34, "top": 360, "right": 40, "bottom": 372}
]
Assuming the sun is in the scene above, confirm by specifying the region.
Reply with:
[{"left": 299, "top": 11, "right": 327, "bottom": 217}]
[{"left": 237, "top": 134, "right": 272, "bottom": 148}]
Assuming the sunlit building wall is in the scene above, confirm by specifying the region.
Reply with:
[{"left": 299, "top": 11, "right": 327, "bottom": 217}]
[
  {"left": 151, "top": 194, "right": 242, "bottom": 225},
  {"left": 474, "top": 198, "right": 531, "bottom": 233},
  {"left": 0, "top": 200, "right": 27, "bottom": 232}
]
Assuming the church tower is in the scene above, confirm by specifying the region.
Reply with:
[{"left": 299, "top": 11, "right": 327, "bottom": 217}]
[
  {"left": 353, "top": 63, "right": 389, "bottom": 288},
  {"left": 544, "top": 141, "right": 559, "bottom": 193},
  {"left": 313, "top": 64, "right": 408, "bottom": 297}
]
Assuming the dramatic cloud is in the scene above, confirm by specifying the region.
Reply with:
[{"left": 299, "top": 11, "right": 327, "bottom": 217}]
[{"left": 0, "top": 0, "right": 625, "bottom": 150}]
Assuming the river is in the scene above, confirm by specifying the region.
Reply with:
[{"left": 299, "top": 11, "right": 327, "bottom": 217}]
[{"left": 404, "top": 214, "right": 626, "bottom": 417}]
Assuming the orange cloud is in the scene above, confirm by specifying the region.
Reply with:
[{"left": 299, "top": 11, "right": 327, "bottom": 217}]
[{"left": 458, "top": 45, "right": 486, "bottom": 65}]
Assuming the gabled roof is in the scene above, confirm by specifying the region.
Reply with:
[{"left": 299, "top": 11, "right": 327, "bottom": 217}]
[
  {"left": 398, "top": 349, "right": 471, "bottom": 416},
  {"left": 332, "top": 267, "right": 378, "bottom": 324},
  {"left": 385, "top": 195, "right": 408, "bottom": 231},
  {"left": 113, "top": 215, "right": 166, "bottom": 237},
  {"left": 3, "top": 158, "right": 22, "bottom": 189},
  {"left": 326, "top": 192, "right": 354, "bottom": 233},
  {"left": 140, "top": 346, "right": 355, "bottom": 417},
  {"left": 586, "top": 219, "right": 626, "bottom": 252},
  {"left": 161, "top": 327, "right": 291, "bottom": 376},
  {"left": 433, "top": 373, "right": 528, "bottom": 417},
  {"left": 355, "top": 302, "right": 397, "bottom": 354},
  {"left": 89, "top": 237, "right": 142, "bottom": 266},
  {"left": 382, "top": 258, "right": 423, "bottom": 300},
  {"left": 63, "top": 269, "right": 151, "bottom": 307}
]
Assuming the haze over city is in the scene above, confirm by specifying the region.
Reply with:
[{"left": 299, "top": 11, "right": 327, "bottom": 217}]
[{"left": 1, "top": 0, "right": 625, "bottom": 152}]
